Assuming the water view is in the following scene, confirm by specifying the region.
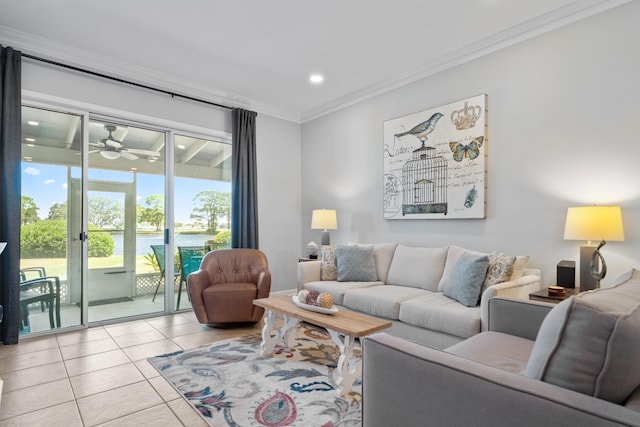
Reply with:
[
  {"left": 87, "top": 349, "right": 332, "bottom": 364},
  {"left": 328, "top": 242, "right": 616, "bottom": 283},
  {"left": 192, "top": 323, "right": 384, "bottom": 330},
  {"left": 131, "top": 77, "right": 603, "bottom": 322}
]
[{"left": 110, "top": 233, "right": 216, "bottom": 256}]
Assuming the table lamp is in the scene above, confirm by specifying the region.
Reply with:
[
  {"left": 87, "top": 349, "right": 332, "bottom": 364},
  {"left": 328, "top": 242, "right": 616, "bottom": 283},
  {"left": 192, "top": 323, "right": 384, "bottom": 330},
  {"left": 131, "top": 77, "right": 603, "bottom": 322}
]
[
  {"left": 563, "top": 206, "right": 624, "bottom": 290},
  {"left": 311, "top": 209, "right": 337, "bottom": 245}
]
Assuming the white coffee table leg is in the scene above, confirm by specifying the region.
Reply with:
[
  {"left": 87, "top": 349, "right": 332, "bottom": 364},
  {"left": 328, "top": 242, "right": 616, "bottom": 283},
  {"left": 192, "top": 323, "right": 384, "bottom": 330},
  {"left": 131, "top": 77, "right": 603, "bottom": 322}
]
[
  {"left": 260, "top": 310, "right": 300, "bottom": 356},
  {"left": 327, "top": 329, "right": 360, "bottom": 396}
]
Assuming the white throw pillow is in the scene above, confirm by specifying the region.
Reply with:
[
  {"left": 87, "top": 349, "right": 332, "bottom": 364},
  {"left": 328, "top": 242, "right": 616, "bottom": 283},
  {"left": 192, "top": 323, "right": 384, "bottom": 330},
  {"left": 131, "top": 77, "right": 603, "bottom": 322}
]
[
  {"left": 386, "top": 245, "right": 447, "bottom": 291},
  {"left": 509, "top": 255, "right": 529, "bottom": 280}
]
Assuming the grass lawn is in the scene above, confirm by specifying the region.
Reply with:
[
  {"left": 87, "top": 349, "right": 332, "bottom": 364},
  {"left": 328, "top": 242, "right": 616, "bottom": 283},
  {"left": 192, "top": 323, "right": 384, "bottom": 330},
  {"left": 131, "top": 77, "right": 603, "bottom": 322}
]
[{"left": 21, "top": 255, "right": 157, "bottom": 279}]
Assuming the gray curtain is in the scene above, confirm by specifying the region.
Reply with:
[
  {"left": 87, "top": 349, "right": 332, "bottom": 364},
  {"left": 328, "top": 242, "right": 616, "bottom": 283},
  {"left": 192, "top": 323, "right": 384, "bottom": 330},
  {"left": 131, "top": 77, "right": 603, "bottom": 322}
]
[
  {"left": 0, "top": 45, "right": 22, "bottom": 345},
  {"left": 231, "top": 108, "right": 259, "bottom": 249}
]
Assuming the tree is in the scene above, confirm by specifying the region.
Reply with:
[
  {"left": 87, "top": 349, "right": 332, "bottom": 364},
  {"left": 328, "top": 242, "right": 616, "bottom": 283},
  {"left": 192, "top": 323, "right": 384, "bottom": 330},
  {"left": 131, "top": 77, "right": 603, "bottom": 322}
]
[
  {"left": 190, "top": 190, "right": 230, "bottom": 232},
  {"left": 47, "top": 202, "right": 67, "bottom": 220},
  {"left": 138, "top": 194, "right": 164, "bottom": 231},
  {"left": 21, "top": 195, "right": 40, "bottom": 225},
  {"left": 88, "top": 196, "right": 123, "bottom": 229}
]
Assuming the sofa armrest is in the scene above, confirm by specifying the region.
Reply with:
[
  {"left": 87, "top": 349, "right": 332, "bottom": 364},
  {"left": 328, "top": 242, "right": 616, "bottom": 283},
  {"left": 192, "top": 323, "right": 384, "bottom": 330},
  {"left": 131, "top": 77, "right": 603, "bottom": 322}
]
[
  {"left": 362, "top": 333, "right": 640, "bottom": 427},
  {"left": 479, "top": 270, "right": 541, "bottom": 331},
  {"left": 487, "top": 297, "right": 553, "bottom": 340},
  {"left": 296, "top": 260, "right": 321, "bottom": 291}
]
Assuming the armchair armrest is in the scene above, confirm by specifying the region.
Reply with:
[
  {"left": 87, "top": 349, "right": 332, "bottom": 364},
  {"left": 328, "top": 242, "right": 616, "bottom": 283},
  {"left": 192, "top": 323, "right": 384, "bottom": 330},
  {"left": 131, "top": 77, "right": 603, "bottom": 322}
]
[
  {"left": 479, "top": 270, "right": 541, "bottom": 331},
  {"left": 487, "top": 297, "right": 553, "bottom": 340},
  {"left": 362, "top": 333, "right": 640, "bottom": 427},
  {"left": 296, "top": 260, "right": 321, "bottom": 291},
  {"left": 187, "top": 269, "right": 209, "bottom": 323},
  {"left": 254, "top": 268, "right": 272, "bottom": 299}
]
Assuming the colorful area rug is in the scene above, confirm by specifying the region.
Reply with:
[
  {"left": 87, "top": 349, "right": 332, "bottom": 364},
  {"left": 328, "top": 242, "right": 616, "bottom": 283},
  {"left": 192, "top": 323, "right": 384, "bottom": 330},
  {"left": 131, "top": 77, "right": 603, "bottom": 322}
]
[{"left": 148, "top": 324, "right": 361, "bottom": 426}]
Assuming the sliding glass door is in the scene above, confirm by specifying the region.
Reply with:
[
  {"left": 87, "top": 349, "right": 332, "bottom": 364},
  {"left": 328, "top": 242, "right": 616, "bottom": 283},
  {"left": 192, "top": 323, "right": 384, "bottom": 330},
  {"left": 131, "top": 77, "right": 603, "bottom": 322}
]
[
  {"left": 20, "top": 106, "right": 84, "bottom": 333},
  {"left": 19, "top": 104, "right": 231, "bottom": 334}
]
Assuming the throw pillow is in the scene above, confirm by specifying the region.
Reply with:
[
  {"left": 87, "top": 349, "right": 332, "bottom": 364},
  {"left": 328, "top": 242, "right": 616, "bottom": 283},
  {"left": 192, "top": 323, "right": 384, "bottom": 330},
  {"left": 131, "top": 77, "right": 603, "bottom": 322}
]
[
  {"left": 524, "top": 269, "right": 640, "bottom": 404},
  {"left": 509, "top": 255, "right": 529, "bottom": 280},
  {"left": 336, "top": 244, "right": 377, "bottom": 282},
  {"left": 386, "top": 245, "right": 447, "bottom": 291},
  {"left": 320, "top": 245, "right": 337, "bottom": 280},
  {"left": 437, "top": 245, "right": 488, "bottom": 291},
  {"left": 481, "top": 252, "right": 516, "bottom": 294},
  {"left": 442, "top": 252, "right": 490, "bottom": 307}
]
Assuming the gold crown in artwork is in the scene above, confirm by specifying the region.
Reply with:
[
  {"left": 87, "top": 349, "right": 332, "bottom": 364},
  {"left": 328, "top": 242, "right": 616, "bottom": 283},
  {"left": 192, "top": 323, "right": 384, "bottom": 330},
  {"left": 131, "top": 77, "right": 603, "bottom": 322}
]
[{"left": 450, "top": 101, "right": 482, "bottom": 130}]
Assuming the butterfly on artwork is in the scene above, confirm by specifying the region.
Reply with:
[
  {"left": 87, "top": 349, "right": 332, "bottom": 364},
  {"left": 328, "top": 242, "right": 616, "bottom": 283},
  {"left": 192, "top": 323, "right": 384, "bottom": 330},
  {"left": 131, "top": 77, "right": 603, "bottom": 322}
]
[{"left": 449, "top": 136, "right": 484, "bottom": 162}]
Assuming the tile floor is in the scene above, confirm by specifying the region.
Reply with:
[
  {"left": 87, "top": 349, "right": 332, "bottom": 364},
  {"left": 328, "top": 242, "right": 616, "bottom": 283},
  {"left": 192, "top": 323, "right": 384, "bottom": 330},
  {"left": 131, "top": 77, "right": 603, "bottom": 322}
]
[{"left": 0, "top": 310, "right": 263, "bottom": 426}]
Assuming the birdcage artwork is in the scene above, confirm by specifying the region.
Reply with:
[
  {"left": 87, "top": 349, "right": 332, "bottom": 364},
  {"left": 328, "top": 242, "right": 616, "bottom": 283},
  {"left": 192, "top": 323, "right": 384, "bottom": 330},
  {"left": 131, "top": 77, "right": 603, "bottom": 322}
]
[{"left": 401, "top": 142, "right": 448, "bottom": 215}]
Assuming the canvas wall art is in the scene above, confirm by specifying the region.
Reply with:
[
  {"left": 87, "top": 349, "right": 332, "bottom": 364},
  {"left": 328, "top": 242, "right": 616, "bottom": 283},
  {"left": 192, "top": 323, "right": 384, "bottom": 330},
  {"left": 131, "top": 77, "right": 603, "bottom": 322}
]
[{"left": 383, "top": 94, "right": 487, "bottom": 220}]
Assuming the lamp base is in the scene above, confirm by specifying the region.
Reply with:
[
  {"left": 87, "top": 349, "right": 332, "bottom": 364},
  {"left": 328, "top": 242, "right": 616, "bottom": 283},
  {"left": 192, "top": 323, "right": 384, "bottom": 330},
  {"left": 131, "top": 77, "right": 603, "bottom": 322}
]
[
  {"left": 320, "top": 231, "right": 330, "bottom": 246},
  {"left": 579, "top": 245, "right": 598, "bottom": 291}
]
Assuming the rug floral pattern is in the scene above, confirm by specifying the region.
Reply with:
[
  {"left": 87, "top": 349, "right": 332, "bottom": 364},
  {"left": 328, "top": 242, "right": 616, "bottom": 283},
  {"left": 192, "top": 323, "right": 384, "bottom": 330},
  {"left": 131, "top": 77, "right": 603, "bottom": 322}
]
[{"left": 148, "top": 324, "right": 361, "bottom": 426}]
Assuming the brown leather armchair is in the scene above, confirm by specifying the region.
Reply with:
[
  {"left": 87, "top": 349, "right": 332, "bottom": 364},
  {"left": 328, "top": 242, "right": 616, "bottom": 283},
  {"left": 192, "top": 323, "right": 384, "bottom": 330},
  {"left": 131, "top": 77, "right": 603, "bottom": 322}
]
[{"left": 187, "top": 248, "right": 271, "bottom": 326}]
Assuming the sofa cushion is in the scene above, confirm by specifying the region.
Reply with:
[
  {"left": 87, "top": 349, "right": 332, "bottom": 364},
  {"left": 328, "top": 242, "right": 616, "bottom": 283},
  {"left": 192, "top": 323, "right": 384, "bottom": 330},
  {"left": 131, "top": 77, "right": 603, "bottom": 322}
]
[
  {"left": 386, "top": 245, "right": 447, "bottom": 291},
  {"left": 445, "top": 331, "right": 534, "bottom": 374},
  {"left": 320, "top": 245, "right": 337, "bottom": 280},
  {"left": 443, "top": 252, "right": 490, "bottom": 307},
  {"left": 399, "top": 292, "right": 481, "bottom": 339},
  {"left": 303, "top": 280, "right": 382, "bottom": 305},
  {"left": 336, "top": 244, "right": 377, "bottom": 282},
  {"left": 524, "top": 269, "right": 640, "bottom": 404},
  {"left": 371, "top": 243, "right": 398, "bottom": 282},
  {"left": 343, "top": 285, "right": 429, "bottom": 320},
  {"left": 437, "top": 246, "right": 487, "bottom": 291}
]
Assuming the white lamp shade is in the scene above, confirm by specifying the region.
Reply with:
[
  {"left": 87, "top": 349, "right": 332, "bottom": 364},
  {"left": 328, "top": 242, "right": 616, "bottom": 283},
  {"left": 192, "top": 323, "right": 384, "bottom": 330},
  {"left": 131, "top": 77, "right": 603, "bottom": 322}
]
[
  {"left": 311, "top": 209, "right": 337, "bottom": 230},
  {"left": 564, "top": 206, "right": 624, "bottom": 242}
]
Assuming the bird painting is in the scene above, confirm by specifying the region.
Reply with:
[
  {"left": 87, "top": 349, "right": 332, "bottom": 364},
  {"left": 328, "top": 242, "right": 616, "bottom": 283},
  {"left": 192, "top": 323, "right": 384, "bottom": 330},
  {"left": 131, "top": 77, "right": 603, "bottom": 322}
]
[{"left": 394, "top": 112, "right": 444, "bottom": 142}]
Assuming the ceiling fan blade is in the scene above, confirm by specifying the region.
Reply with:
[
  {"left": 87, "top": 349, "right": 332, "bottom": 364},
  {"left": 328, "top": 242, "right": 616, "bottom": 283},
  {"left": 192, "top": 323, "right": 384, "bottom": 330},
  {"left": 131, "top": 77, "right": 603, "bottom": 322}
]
[
  {"left": 124, "top": 148, "right": 160, "bottom": 157},
  {"left": 120, "top": 151, "right": 139, "bottom": 160},
  {"left": 75, "top": 150, "right": 101, "bottom": 155},
  {"left": 105, "top": 138, "right": 122, "bottom": 149},
  {"left": 89, "top": 142, "right": 105, "bottom": 148}
]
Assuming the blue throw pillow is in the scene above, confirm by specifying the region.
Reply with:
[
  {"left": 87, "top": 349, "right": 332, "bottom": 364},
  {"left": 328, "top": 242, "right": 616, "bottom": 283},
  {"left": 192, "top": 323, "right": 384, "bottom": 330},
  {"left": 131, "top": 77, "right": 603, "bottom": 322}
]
[
  {"left": 336, "top": 244, "right": 377, "bottom": 282},
  {"left": 443, "top": 252, "right": 490, "bottom": 307}
]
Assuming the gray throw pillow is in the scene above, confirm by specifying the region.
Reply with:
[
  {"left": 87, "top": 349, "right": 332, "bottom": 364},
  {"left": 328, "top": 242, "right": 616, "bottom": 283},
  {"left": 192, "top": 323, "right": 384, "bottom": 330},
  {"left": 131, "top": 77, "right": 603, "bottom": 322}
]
[
  {"left": 524, "top": 269, "right": 640, "bottom": 404},
  {"left": 336, "top": 244, "right": 377, "bottom": 282},
  {"left": 443, "top": 252, "right": 490, "bottom": 307}
]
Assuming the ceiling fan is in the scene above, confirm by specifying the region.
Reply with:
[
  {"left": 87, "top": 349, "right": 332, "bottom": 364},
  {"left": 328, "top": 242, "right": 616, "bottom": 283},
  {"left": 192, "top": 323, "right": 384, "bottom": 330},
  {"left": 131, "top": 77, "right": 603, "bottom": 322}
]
[{"left": 89, "top": 125, "right": 160, "bottom": 160}]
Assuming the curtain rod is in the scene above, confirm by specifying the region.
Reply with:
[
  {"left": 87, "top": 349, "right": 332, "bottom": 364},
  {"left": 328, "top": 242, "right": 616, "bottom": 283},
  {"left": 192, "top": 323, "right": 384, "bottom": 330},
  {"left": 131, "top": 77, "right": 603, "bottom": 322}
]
[{"left": 21, "top": 53, "right": 233, "bottom": 111}]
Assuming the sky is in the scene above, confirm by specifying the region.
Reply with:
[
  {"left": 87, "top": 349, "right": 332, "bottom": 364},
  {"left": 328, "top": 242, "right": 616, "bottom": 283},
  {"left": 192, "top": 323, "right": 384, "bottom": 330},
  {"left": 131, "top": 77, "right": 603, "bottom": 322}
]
[{"left": 22, "top": 162, "right": 231, "bottom": 224}]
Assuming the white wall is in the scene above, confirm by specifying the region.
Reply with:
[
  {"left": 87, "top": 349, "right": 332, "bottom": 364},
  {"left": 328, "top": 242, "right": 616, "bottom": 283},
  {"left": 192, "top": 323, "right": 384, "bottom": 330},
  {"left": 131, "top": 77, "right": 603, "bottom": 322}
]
[
  {"left": 301, "top": 2, "right": 640, "bottom": 287},
  {"left": 21, "top": 61, "right": 302, "bottom": 292}
]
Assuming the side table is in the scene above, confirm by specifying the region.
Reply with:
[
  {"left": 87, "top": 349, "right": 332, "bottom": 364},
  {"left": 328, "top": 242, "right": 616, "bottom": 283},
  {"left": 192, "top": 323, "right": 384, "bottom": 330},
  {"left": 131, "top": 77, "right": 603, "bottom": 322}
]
[{"left": 529, "top": 287, "right": 578, "bottom": 304}]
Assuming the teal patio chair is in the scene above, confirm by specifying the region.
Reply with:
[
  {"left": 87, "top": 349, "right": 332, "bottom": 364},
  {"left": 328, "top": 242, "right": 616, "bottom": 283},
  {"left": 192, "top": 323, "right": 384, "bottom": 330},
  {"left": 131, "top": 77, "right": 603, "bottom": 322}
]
[
  {"left": 151, "top": 245, "right": 180, "bottom": 302},
  {"left": 177, "top": 246, "right": 208, "bottom": 310}
]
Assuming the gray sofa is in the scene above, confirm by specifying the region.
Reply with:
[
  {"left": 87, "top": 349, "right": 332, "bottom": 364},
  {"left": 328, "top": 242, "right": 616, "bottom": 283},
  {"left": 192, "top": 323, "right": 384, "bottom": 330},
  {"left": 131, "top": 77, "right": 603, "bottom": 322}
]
[
  {"left": 298, "top": 243, "right": 541, "bottom": 349},
  {"left": 361, "top": 268, "right": 640, "bottom": 427}
]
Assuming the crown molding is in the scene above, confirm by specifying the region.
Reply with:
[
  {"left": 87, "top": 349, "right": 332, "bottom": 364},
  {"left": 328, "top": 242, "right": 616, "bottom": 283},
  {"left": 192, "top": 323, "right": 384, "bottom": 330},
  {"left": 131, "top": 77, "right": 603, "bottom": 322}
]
[
  {"left": 0, "top": 0, "right": 629, "bottom": 125},
  {"left": 300, "top": 0, "right": 630, "bottom": 122},
  {"left": 0, "top": 25, "right": 302, "bottom": 123}
]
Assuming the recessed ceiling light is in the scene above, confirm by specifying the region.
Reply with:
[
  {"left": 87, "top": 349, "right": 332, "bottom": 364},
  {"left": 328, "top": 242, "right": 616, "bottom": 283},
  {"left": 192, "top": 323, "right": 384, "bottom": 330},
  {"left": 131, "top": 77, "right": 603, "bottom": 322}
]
[
  {"left": 310, "top": 74, "right": 324, "bottom": 84},
  {"left": 25, "top": 137, "right": 35, "bottom": 142},
  {"left": 28, "top": 121, "right": 39, "bottom": 126},
  {"left": 24, "top": 156, "right": 32, "bottom": 161},
  {"left": 27, "top": 144, "right": 35, "bottom": 147},
  {"left": 177, "top": 144, "right": 186, "bottom": 150},
  {"left": 149, "top": 158, "right": 156, "bottom": 163},
  {"left": 130, "top": 167, "right": 137, "bottom": 171}
]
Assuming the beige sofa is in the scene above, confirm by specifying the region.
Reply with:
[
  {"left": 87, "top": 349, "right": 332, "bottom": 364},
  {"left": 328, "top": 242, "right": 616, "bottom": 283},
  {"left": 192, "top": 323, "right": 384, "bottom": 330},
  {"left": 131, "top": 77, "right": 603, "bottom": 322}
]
[
  {"left": 361, "top": 268, "right": 640, "bottom": 426},
  {"left": 297, "top": 243, "right": 541, "bottom": 349}
]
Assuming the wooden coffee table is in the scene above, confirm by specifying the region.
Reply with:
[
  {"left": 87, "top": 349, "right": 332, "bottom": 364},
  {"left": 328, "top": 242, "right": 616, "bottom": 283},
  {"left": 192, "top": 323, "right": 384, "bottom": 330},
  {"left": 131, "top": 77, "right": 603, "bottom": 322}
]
[{"left": 253, "top": 294, "right": 391, "bottom": 396}]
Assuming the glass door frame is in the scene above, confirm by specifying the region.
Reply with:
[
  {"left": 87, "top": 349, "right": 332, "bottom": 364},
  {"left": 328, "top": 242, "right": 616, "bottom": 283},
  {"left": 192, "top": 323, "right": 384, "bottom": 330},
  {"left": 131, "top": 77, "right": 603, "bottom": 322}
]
[{"left": 22, "top": 93, "right": 231, "bottom": 333}]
